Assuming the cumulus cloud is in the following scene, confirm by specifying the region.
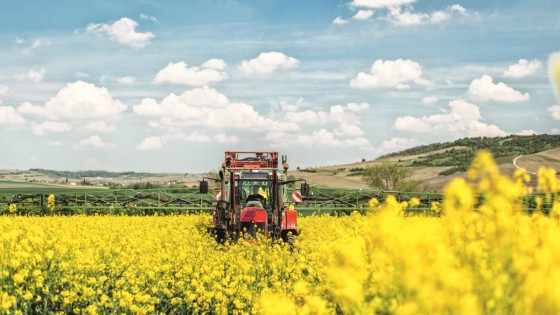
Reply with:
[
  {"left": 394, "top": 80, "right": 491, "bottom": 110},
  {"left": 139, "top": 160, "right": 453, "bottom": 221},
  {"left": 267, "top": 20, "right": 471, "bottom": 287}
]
[
  {"left": 503, "top": 59, "right": 542, "bottom": 78},
  {"left": 384, "top": 4, "right": 468, "bottom": 26},
  {"left": 17, "top": 102, "right": 46, "bottom": 116},
  {"left": 467, "top": 75, "right": 530, "bottom": 102},
  {"left": 32, "top": 121, "right": 71, "bottom": 136},
  {"left": 283, "top": 103, "right": 369, "bottom": 126},
  {"left": 333, "top": 17, "right": 349, "bottom": 25},
  {"left": 265, "top": 129, "right": 370, "bottom": 148},
  {"left": 117, "top": 76, "right": 135, "bottom": 84},
  {"left": 86, "top": 17, "right": 154, "bottom": 48},
  {"left": 239, "top": 52, "right": 299, "bottom": 75},
  {"left": 0, "top": 106, "right": 26, "bottom": 126},
  {"left": 40, "top": 81, "right": 126, "bottom": 120},
  {"left": 135, "top": 136, "right": 163, "bottom": 150},
  {"left": 335, "top": 123, "right": 365, "bottom": 137},
  {"left": 85, "top": 121, "right": 117, "bottom": 133},
  {"left": 350, "top": 59, "right": 430, "bottom": 89},
  {"left": 264, "top": 101, "right": 372, "bottom": 149},
  {"left": 153, "top": 61, "right": 228, "bottom": 86},
  {"left": 15, "top": 68, "right": 45, "bottom": 83},
  {"left": 139, "top": 13, "right": 158, "bottom": 22},
  {"left": 449, "top": 4, "right": 467, "bottom": 14},
  {"left": 549, "top": 105, "right": 560, "bottom": 120},
  {"left": 394, "top": 99, "right": 507, "bottom": 137},
  {"left": 201, "top": 59, "right": 227, "bottom": 71},
  {"left": 15, "top": 37, "right": 51, "bottom": 54},
  {"left": 74, "top": 135, "right": 116, "bottom": 149},
  {"left": 421, "top": 96, "right": 439, "bottom": 105},
  {"left": 350, "top": 0, "right": 415, "bottom": 8},
  {"left": 379, "top": 137, "right": 421, "bottom": 153},
  {"left": 135, "top": 132, "right": 238, "bottom": 150},
  {"left": 133, "top": 86, "right": 298, "bottom": 131},
  {"left": 353, "top": 10, "right": 374, "bottom": 20}
]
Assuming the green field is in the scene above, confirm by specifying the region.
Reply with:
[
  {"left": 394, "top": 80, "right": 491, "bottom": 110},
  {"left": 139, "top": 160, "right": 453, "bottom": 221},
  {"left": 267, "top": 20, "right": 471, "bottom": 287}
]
[{"left": 0, "top": 181, "right": 108, "bottom": 194}]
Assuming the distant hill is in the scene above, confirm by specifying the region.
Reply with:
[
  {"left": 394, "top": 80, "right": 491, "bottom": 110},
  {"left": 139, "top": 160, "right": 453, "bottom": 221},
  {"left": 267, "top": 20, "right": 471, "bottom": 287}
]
[
  {"left": 28, "top": 169, "right": 156, "bottom": 180},
  {"left": 381, "top": 134, "right": 560, "bottom": 176},
  {"left": 296, "top": 134, "right": 560, "bottom": 191}
]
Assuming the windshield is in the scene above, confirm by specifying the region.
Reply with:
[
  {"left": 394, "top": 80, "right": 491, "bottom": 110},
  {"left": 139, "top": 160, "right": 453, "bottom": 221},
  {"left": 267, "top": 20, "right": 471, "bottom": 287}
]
[{"left": 237, "top": 179, "right": 272, "bottom": 206}]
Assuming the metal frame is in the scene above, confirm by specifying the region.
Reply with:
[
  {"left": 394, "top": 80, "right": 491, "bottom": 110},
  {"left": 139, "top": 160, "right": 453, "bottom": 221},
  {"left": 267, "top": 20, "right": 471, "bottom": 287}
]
[{"left": 0, "top": 186, "right": 554, "bottom": 216}]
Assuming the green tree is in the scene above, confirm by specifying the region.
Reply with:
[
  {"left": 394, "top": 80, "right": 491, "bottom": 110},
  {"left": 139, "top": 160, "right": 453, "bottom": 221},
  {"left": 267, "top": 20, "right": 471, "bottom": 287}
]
[{"left": 362, "top": 162, "right": 421, "bottom": 191}]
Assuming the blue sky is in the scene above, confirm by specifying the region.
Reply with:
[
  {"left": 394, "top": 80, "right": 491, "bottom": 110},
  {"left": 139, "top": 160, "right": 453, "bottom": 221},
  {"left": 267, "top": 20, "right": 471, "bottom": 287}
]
[{"left": 0, "top": 0, "right": 559, "bottom": 172}]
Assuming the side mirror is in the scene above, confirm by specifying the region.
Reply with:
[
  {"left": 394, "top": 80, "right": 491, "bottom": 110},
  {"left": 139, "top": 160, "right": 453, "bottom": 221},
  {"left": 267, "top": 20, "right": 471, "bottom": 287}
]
[
  {"left": 300, "top": 183, "right": 310, "bottom": 196},
  {"left": 199, "top": 180, "right": 209, "bottom": 194}
]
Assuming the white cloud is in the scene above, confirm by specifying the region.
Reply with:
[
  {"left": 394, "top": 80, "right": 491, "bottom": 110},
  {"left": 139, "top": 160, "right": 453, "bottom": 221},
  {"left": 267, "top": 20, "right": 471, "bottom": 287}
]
[
  {"left": 0, "top": 106, "right": 26, "bottom": 126},
  {"left": 135, "top": 136, "right": 162, "bottom": 150},
  {"left": 386, "top": 6, "right": 429, "bottom": 25},
  {"left": 379, "top": 137, "right": 421, "bottom": 153},
  {"left": 552, "top": 128, "right": 560, "bottom": 135},
  {"left": 17, "top": 102, "right": 46, "bottom": 116},
  {"left": 429, "top": 10, "right": 451, "bottom": 23},
  {"left": 449, "top": 4, "right": 467, "bottom": 14},
  {"left": 384, "top": 4, "right": 469, "bottom": 26},
  {"left": 41, "top": 81, "right": 126, "bottom": 120},
  {"left": 264, "top": 101, "right": 371, "bottom": 149},
  {"left": 549, "top": 105, "right": 560, "bottom": 120},
  {"left": 139, "top": 13, "right": 158, "bottom": 22},
  {"left": 394, "top": 99, "right": 507, "bottom": 137},
  {"left": 212, "top": 133, "right": 239, "bottom": 144},
  {"left": 394, "top": 115, "right": 431, "bottom": 132},
  {"left": 353, "top": 10, "right": 374, "bottom": 20},
  {"left": 15, "top": 68, "right": 45, "bottom": 83},
  {"left": 153, "top": 61, "right": 228, "bottom": 86},
  {"left": 239, "top": 52, "right": 299, "bottom": 75},
  {"left": 350, "top": 59, "right": 430, "bottom": 89},
  {"left": 86, "top": 17, "right": 154, "bottom": 48},
  {"left": 333, "top": 17, "right": 349, "bottom": 25},
  {"left": 85, "top": 121, "right": 117, "bottom": 133},
  {"left": 0, "top": 84, "right": 8, "bottom": 96},
  {"left": 133, "top": 86, "right": 299, "bottom": 131},
  {"left": 32, "top": 121, "right": 71, "bottom": 136},
  {"left": 135, "top": 132, "right": 239, "bottom": 150},
  {"left": 74, "top": 135, "right": 116, "bottom": 149},
  {"left": 201, "top": 59, "right": 227, "bottom": 71},
  {"left": 266, "top": 129, "right": 370, "bottom": 148},
  {"left": 350, "top": 0, "right": 415, "bottom": 8},
  {"left": 284, "top": 103, "right": 369, "bottom": 126},
  {"left": 421, "top": 96, "right": 439, "bottom": 104},
  {"left": 346, "top": 102, "right": 370, "bottom": 112},
  {"left": 15, "top": 37, "right": 51, "bottom": 54},
  {"left": 467, "top": 75, "right": 530, "bottom": 102},
  {"left": 335, "top": 123, "right": 365, "bottom": 137},
  {"left": 117, "top": 76, "right": 136, "bottom": 84},
  {"left": 503, "top": 59, "right": 542, "bottom": 78}
]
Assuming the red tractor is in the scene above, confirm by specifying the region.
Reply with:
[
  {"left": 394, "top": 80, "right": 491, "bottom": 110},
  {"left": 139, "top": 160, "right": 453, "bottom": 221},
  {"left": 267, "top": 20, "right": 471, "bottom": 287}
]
[{"left": 199, "top": 151, "right": 309, "bottom": 244}]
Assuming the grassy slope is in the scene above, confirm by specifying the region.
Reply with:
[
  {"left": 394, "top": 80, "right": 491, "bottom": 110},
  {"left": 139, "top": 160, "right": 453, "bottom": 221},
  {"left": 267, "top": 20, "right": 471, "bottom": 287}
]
[{"left": 297, "top": 135, "right": 560, "bottom": 192}]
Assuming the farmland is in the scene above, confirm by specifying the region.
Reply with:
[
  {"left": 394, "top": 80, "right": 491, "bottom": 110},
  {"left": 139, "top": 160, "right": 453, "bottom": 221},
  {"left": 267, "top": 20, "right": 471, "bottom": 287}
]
[{"left": 1, "top": 152, "right": 560, "bottom": 314}]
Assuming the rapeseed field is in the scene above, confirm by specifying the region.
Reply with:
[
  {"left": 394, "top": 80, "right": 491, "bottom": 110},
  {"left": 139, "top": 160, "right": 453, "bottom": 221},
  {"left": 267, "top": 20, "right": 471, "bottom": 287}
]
[{"left": 1, "top": 151, "right": 559, "bottom": 314}]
